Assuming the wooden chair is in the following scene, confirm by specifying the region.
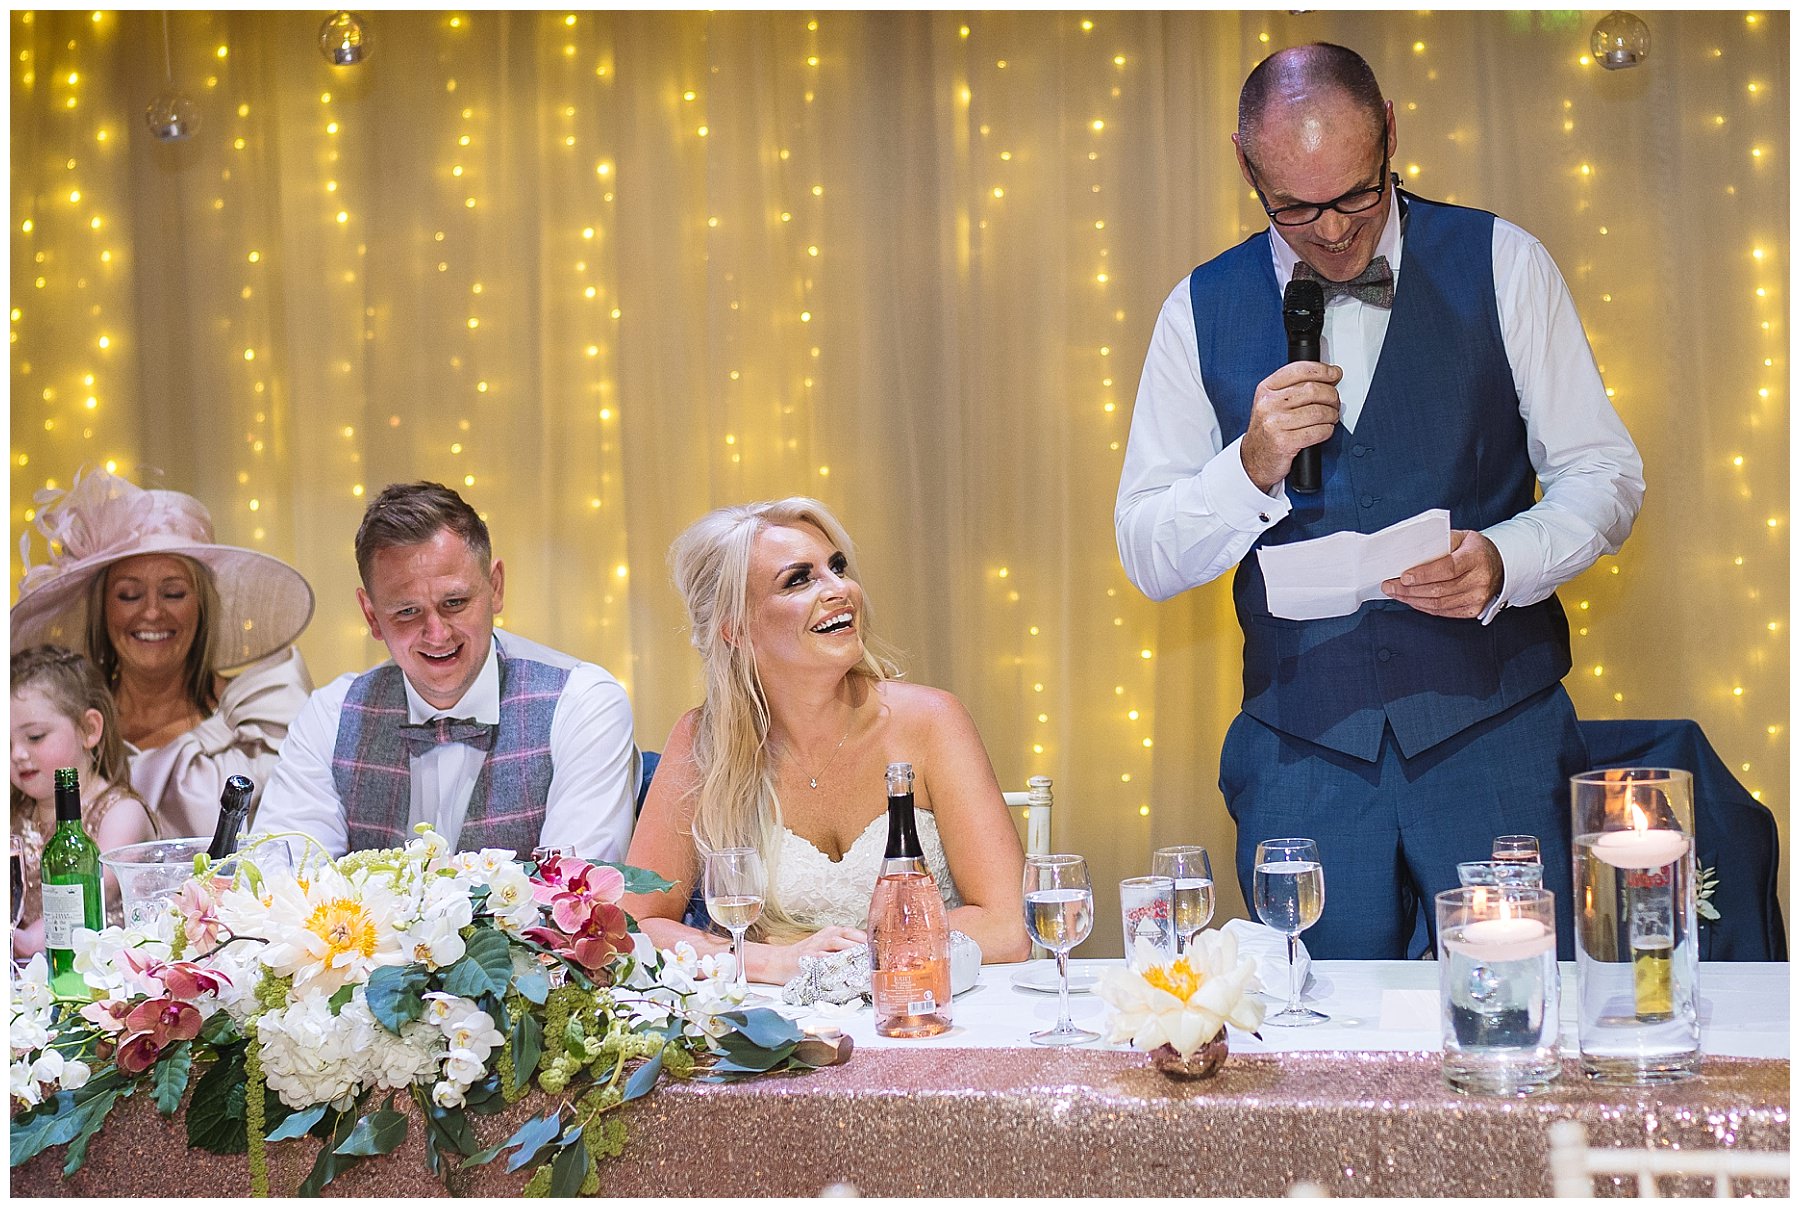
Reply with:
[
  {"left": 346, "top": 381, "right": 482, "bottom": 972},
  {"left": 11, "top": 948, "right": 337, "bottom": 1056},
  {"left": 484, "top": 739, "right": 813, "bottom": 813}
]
[
  {"left": 1003, "top": 775, "right": 1054, "bottom": 856},
  {"left": 1547, "top": 1120, "right": 1791, "bottom": 1198}
]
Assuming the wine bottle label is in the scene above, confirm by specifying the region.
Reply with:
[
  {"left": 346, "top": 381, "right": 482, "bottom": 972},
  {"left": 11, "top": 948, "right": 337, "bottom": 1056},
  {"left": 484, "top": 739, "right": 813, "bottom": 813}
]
[{"left": 41, "top": 882, "right": 87, "bottom": 948}]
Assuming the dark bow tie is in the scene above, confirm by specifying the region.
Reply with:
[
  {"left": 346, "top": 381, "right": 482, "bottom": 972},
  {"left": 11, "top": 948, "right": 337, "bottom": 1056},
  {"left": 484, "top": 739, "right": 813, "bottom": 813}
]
[
  {"left": 399, "top": 716, "right": 497, "bottom": 755},
  {"left": 1292, "top": 256, "right": 1395, "bottom": 308}
]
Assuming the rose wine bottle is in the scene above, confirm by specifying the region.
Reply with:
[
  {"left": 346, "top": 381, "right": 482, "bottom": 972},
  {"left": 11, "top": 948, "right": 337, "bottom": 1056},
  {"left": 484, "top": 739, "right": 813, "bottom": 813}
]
[
  {"left": 41, "top": 767, "right": 102, "bottom": 996},
  {"left": 867, "top": 762, "right": 953, "bottom": 1037}
]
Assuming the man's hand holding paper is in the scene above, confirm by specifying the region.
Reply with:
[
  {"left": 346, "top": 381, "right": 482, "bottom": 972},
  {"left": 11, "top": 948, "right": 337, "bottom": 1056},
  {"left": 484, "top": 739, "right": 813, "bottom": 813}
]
[{"left": 1257, "top": 508, "right": 1495, "bottom": 622}]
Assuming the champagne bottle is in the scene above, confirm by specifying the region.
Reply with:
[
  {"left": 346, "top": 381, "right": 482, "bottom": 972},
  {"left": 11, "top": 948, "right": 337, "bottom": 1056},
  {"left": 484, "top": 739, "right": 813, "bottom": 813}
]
[
  {"left": 207, "top": 775, "right": 256, "bottom": 861},
  {"left": 41, "top": 767, "right": 102, "bottom": 996},
  {"left": 867, "top": 762, "right": 953, "bottom": 1038}
]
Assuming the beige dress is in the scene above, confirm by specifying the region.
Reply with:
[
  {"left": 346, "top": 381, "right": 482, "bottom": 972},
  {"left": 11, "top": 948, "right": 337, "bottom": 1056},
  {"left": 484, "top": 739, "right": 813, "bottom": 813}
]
[{"left": 127, "top": 645, "right": 312, "bottom": 839}]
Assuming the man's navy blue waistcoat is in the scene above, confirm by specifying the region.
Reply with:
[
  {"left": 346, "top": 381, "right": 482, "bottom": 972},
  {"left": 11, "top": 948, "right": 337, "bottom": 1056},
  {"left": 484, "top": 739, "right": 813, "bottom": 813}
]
[{"left": 1191, "top": 193, "right": 1570, "bottom": 762}]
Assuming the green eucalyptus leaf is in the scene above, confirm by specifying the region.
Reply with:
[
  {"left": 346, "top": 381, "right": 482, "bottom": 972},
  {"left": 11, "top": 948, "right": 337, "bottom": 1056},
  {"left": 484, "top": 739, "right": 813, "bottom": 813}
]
[
  {"left": 265, "top": 1103, "right": 328, "bottom": 1142},
  {"left": 186, "top": 1047, "right": 249, "bottom": 1155},
  {"left": 511, "top": 963, "right": 550, "bottom": 1006},
  {"left": 509, "top": 1011, "right": 543, "bottom": 1092},
  {"left": 364, "top": 964, "right": 430, "bottom": 1034},
  {"left": 621, "top": 1050, "right": 664, "bottom": 1103},
  {"left": 150, "top": 1041, "right": 193, "bottom": 1115},
  {"left": 502, "top": 1111, "right": 565, "bottom": 1174},
  {"left": 717, "top": 1007, "right": 803, "bottom": 1049},
  {"left": 547, "top": 1134, "right": 592, "bottom": 1198},
  {"left": 333, "top": 1106, "right": 408, "bottom": 1157},
  {"left": 297, "top": 1111, "right": 359, "bottom": 1197}
]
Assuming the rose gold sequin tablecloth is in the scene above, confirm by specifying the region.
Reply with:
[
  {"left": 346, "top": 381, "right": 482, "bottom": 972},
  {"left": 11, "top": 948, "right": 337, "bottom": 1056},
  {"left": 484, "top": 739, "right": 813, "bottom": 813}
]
[{"left": 13, "top": 1049, "right": 1787, "bottom": 1198}]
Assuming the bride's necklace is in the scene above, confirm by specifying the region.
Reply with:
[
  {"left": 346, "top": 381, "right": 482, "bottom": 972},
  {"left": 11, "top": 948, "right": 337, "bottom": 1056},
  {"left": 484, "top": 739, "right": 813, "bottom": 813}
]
[{"left": 788, "top": 713, "right": 855, "bottom": 790}]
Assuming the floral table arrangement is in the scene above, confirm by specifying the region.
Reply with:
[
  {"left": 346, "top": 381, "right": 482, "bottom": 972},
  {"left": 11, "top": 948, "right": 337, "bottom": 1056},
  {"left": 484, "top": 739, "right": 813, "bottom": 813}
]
[
  {"left": 1095, "top": 930, "right": 1267, "bottom": 1080},
  {"left": 10, "top": 828, "right": 843, "bottom": 1196}
]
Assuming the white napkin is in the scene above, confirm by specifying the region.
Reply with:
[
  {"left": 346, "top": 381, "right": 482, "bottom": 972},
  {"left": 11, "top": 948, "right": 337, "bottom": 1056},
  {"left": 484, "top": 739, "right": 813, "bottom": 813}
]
[{"left": 1221, "top": 918, "right": 1311, "bottom": 995}]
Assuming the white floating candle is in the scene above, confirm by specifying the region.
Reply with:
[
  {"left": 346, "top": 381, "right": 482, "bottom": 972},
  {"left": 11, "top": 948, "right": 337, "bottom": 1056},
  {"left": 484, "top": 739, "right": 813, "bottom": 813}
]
[
  {"left": 1591, "top": 828, "right": 1689, "bottom": 870},
  {"left": 1444, "top": 917, "right": 1554, "bottom": 962}
]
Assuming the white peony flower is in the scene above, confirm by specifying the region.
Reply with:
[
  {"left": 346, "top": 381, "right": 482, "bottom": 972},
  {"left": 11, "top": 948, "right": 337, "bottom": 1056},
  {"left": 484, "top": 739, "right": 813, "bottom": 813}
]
[
  {"left": 1095, "top": 929, "right": 1265, "bottom": 1058},
  {"left": 254, "top": 867, "right": 406, "bottom": 996}
]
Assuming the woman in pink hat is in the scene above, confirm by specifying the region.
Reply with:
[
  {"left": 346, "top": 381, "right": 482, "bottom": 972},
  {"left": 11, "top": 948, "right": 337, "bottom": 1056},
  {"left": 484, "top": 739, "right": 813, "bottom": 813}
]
[{"left": 12, "top": 467, "right": 316, "bottom": 838}]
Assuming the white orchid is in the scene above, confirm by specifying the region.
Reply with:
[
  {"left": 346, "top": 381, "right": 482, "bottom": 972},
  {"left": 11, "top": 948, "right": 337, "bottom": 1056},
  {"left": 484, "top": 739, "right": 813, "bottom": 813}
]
[
  {"left": 11, "top": 1057, "right": 43, "bottom": 1106},
  {"left": 397, "top": 905, "right": 470, "bottom": 970},
  {"left": 483, "top": 864, "right": 542, "bottom": 933},
  {"left": 443, "top": 1010, "right": 504, "bottom": 1062},
  {"left": 431, "top": 1078, "right": 467, "bottom": 1109},
  {"left": 1095, "top": 929, "right": 1266, "bottom": 1058}
]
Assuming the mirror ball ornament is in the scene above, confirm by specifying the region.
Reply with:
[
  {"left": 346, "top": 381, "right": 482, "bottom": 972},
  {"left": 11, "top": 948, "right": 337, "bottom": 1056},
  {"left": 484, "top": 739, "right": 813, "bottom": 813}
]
[
  {"left": 145, "top": 90, "right": 200, "bottom": 141},
  {"left": 319, "top": 11, "right": 372, "bottom": 66},
  {"left": 1590, "top": 10, "right": 1650, "bottom": 71}
]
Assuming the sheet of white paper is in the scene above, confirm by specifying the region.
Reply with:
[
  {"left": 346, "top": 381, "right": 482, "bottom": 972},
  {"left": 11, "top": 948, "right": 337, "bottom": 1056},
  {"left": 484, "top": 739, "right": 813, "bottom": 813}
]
[{"left": 1256, "top": 508, "right": 1452, "bottom": 621}]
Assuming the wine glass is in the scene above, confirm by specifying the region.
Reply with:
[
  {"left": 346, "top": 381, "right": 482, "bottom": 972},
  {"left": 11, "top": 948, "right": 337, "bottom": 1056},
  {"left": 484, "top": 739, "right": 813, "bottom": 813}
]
[
  {"left": 1491, "top": 834, "right": 1541, "bottom": 866},
  {"left": 702, "top": 847, "right": 765, "bottom": 994},
  {"left": 1151, "top": 845, "right": 1214, "bottom": 953},
  {"left": 1022, "top": 853, "right": 1099, "bottom": 1046},
  {"left": 1253, "top": 836, "right": 1328, "bottom": 1026}
]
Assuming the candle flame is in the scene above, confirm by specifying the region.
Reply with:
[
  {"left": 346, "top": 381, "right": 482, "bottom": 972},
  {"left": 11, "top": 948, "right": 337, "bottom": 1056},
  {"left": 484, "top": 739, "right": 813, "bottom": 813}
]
[{"left": 1627, "top": 801, "right": 1650, "bottom": 833}]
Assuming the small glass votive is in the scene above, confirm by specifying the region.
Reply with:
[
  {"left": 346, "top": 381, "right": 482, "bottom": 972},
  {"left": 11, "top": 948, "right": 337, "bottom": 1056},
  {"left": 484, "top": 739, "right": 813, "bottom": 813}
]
[
  {"left": 1119, "top": 875, "right": 1176, "bottom": 970},
  {"left": 1436, "top": 886, "right": 1560, "bottom": 1096},
  {"left": 1458, "top": 860, "right": 1545, "bottom": 889},
  {"left": 1571, "top": 768, "right": 1700, "bottom": 1084}
]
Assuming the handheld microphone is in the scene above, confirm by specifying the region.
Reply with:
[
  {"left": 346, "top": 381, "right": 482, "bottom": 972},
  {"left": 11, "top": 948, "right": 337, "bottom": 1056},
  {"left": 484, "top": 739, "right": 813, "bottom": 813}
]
[{"left": 1282, "top": 277, "right": 1327, "bottom": 494}]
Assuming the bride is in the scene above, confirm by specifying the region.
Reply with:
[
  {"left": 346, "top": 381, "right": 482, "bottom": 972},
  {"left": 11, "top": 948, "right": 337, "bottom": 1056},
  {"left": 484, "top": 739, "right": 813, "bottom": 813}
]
[{"left": 622, "top": 498, "right": 1029, "bottom": 982}]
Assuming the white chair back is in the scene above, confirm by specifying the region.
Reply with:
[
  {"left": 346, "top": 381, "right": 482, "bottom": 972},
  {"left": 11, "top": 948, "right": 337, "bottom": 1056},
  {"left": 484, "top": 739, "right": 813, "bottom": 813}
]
[
  {"left": 1002, "top": 775, "right": 1053, "bottom": 856},
  {"left": 1548, "top": 1119, "right": 1791, "bottom": 1198}
]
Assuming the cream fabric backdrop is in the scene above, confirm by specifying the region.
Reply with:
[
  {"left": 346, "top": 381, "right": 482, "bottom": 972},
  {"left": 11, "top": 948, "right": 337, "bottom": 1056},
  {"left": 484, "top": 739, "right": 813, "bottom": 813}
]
[{"left": 11, "top": 10, "right": 1787, "bottom": 951}]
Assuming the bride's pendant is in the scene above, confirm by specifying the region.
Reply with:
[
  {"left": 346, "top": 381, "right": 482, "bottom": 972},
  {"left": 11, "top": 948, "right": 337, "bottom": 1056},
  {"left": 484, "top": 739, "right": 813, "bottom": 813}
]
[{"left": 809, "top": 777, "right": 819, "bottom": 790}]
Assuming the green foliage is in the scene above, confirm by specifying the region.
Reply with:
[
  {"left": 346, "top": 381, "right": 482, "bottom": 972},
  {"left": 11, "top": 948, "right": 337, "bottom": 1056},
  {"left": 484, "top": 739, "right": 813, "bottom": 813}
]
[
  {"left": 333, "top": 1101, "right": 409, "bottom": 1157},
  {"left": 186, "top": 1047, "right": 250, "bottom": 1155},
  {"left": 364, "top": 963, "right": 431, "bottom": 1034},
  {"left": 150, "top": 1042, "right": 193, "bottom": 1115}
]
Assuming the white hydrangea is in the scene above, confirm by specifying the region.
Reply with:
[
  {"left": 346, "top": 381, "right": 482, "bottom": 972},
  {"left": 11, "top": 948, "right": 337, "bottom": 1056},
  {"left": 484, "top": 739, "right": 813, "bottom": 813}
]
[{"left": 256, "top": 989, "right": 440, "bottom": 1110}]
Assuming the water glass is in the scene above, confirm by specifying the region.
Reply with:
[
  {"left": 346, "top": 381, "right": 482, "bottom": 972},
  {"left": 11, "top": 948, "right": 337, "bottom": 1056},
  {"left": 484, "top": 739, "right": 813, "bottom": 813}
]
[
  {"left": 1150, "top": 845, "right": 1214, "bottom": 952},
  {"left": 1253, "top": 836, "right": 1327, "bottom": 1026},
  {"left": 1023, "top": 854, "right": 1098, "bottom": 1045},
  {"left": 1571, "top": 768, "right": 1699, "bottom": 1083},
  {"left": 1436, "top": 886, "right": 1561, "bottom": 1096},
  {"left": 1118, "top": 875, "right": 1176, "bottom": 970},
  {"left": 702, "top": 847, "right": 766, "bottom": 993}
]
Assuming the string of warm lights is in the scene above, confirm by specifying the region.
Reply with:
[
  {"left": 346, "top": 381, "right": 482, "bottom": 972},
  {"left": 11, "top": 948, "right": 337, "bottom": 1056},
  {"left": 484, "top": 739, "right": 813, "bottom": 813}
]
[{"left": 8, "top": 11, "right": 1785, "bottom": 947}]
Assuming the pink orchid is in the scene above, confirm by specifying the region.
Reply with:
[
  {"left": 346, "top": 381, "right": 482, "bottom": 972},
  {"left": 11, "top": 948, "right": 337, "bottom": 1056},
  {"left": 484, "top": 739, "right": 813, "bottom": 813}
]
[
  {"left": 79, "top": 998, "right": 133, "bottom": 1035},
  {"left": 523, "top": 901, "right": 630, "bottom": 975},
  {"left": 119, "top": 950, "right": 230, "bottom": 1001},
  {"left": 530, "top": 856, "right": 625, "bottom": 906},
  {"left": 174, "top": 880, "right": 225, "bottom": 950},
  {"left": 114, "top": 997, "right": 202, "bottom": 1075}
]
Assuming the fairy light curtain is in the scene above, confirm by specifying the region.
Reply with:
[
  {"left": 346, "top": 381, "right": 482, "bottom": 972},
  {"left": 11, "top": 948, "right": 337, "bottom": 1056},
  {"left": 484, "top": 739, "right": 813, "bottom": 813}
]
[{"left": 10, "top": 10, "right": 1786, "bottom": 946}]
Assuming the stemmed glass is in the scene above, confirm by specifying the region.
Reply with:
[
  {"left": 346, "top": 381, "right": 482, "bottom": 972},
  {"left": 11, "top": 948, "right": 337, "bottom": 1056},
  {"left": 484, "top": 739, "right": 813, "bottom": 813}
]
[
  {"left": 702, "top": 847, "right": 765, "bottom": 994},
  {"left": 1022, "top": 853, "right": 1098, "bottom": 1046},
  {"left": 1491, "top": 834, "right": 1541, "bottom": 867},
  {"left": 1151, "top": 845, "right": 1214, "bottom": 953},
  {"left": 1254, "top": 837, "right": 1328, "bottom": 1026}
]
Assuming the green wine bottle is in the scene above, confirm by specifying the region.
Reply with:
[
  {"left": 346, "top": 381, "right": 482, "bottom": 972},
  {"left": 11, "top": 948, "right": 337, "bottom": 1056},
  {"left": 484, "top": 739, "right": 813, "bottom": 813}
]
[{"left": 41, "top": 766, "right": 102, "bottom": 997}]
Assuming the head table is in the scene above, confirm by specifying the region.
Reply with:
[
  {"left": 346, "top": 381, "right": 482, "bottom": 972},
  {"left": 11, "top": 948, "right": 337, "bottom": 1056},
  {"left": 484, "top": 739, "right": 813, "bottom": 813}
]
[{"left": 14, "top": 959, "right": 1788, "bottom": 1198}]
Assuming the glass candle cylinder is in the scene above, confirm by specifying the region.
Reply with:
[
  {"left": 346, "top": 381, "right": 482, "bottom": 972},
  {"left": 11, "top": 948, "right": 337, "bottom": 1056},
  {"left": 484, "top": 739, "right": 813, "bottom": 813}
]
[
  {"left": 1119, "top": 875, "right": 1177, "bottom": 970},
  {"left": 1436, "top": 886, "right": 1561, "bottom": 1096},
  {"left": 1570, "top": 768, "right": 1700, "bottom": 1083}
]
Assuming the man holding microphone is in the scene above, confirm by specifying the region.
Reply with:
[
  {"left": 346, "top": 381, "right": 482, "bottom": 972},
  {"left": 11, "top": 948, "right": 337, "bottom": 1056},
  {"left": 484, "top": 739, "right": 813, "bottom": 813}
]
[{"left": 1115, "top": 43, "right": 1643, "bottom": 960}]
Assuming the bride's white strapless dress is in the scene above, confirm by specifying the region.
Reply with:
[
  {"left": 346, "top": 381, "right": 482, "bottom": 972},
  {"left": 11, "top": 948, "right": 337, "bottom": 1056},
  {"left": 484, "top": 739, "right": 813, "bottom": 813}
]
[{"left": 774, "top": 809, "right": 965, "bottom": 929}]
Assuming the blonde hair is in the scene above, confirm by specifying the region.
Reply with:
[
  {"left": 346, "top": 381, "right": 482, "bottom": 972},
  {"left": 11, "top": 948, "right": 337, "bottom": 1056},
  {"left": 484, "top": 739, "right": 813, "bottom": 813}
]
[
  {"left": 669, "top": 498, "right": 900, "bottom": 941},
  {"left": 10, "top": 644, "right": 130, "bottom": 816}
]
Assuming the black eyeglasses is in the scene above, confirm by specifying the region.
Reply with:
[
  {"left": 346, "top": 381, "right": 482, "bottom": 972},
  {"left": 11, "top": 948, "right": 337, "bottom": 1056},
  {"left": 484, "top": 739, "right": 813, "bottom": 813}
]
[{"left": 1243, "top": 152, "right": 1394, "bottom": 228}]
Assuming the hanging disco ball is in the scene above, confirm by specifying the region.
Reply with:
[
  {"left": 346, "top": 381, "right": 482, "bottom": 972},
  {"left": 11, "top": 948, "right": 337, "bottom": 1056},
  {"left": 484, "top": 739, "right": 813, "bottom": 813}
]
[
  {"left": 1590, "top": 10, "right": 1650, "bottom": 71},
  {"left": 319, "top": 11, "right": 372, "bottom": 66},
  {"left": 145, "top": 90, "right": 200, "bottom": 141}
]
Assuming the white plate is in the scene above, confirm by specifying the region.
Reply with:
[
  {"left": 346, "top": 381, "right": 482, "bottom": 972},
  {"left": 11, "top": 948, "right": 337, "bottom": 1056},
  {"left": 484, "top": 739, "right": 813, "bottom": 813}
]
[{"left": 1010, "top": 962, "right": 1100, "bottom": 995}]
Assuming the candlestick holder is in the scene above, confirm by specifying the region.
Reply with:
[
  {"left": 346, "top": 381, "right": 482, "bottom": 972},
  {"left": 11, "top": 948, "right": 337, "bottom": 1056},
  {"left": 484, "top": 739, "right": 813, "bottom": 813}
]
[
  {"left": 1436, "top": 885, "right": 1560, "bottom": 1095},
  {"left": 1570, "top": 768, "right": 1700, "bottom": 1083}
]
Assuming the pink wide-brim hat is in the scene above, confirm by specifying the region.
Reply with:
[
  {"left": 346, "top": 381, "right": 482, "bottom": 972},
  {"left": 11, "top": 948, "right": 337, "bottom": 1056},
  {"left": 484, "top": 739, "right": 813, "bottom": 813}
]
[{"left": 11, "top": 467, "right": 315, "bottom": 671}]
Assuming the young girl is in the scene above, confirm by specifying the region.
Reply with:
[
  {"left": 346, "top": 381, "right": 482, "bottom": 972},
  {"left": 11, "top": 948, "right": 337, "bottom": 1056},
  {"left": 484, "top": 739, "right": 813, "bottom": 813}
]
[{"left": 11, "top": 644, "right": 157, "bottom": 958}]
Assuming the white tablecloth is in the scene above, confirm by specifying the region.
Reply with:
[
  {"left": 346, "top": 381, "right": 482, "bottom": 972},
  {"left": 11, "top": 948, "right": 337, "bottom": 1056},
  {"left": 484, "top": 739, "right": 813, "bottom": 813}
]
[{"left": 771, "top": 959, "right": 1790, "bottom": 1059}]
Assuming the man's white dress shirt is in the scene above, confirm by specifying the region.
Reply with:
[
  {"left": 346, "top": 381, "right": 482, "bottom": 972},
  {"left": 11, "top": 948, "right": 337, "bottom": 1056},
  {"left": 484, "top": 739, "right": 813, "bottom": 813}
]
[
  {"left": 255, "top": 629, "right": 639, "bottom": 860},
  {"left": 1115, "top": 192, "right": 1645, "bottom": 615}
]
